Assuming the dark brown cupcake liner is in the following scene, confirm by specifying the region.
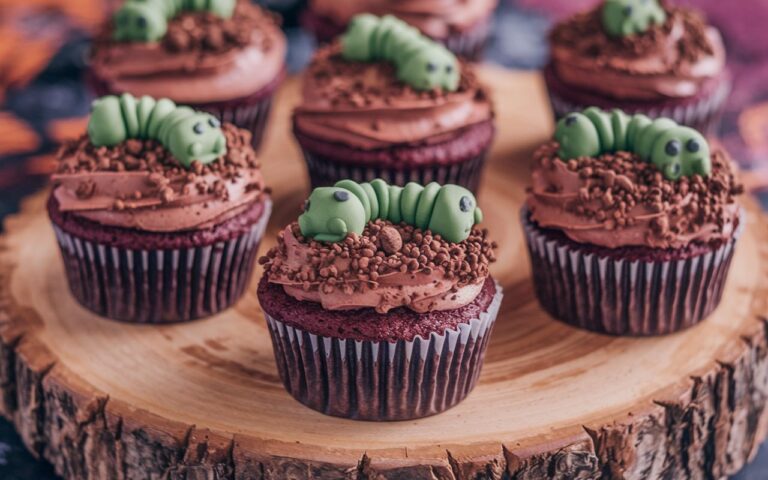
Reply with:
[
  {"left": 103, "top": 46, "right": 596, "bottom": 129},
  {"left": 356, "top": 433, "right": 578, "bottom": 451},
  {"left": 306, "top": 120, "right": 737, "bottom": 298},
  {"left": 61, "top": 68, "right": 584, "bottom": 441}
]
[
  {"left": 87, "top": 70, "right": 284, "bottom": 150},
  {"left": 265, "top": 282, "right": 502, "bottom": 421},
  {"left": 546, "top": 73, "right": 731, "bottom": 135},
  {"left": 51, "top": 201, "right": 271, "bottom": 324},
  {"left": 300, "top": 150, "right": 488, "bottom": 193},
  {"left": 522, "top": 211, "right": 742, "bottom": 336}
]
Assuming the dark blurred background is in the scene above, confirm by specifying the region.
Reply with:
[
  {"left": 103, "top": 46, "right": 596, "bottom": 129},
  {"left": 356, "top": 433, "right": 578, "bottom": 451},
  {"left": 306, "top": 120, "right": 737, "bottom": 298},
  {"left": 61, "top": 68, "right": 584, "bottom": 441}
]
[{"left": 0, "top": 0, "right": 767, "bottom": 478}]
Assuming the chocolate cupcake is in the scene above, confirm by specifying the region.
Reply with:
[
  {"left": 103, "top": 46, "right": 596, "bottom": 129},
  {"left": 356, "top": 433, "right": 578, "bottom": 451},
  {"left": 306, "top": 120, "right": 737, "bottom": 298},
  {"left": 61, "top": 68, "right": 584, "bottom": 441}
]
[
  {"left": 89, "top": 1, "right": 286, "bottom": 150},
  {"left": 545, "top": 0, "right": 730, "bottom": 133},
  {"left": 293, "top": 14, "right": 495, "bottom": 193},
  {"left": 258, "top": 179, "right": 501, "bottom": 420},
  {"left": 523, "top": 107, "right": 743, "bottom": 336},
  {"left": 49, "top": 94, "right": 271, "bottom": 323},
  {"left": 302, "top": 0, "right": 497, "bottom": 60}
]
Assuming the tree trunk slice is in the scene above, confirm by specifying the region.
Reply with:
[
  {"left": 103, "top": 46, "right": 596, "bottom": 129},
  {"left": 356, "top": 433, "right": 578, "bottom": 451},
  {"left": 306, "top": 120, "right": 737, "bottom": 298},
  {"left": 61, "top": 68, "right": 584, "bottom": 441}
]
[{"left": 2, "top": 68, "right": 768, "bottom": 480}]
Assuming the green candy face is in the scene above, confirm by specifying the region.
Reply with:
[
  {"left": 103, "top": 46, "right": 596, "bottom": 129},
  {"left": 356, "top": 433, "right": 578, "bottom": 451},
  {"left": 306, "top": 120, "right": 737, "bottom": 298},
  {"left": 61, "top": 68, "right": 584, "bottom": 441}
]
[
  {"left": 427, "top": 185, "right": 482, "bottom": 244},
  {"left": 298, "top": 188, "right": 367, "bottom": 243},
  {"left": 602, "top": 0, "right": 666, "bottom": 38},
  {"left": 555, "top": 113, "right": 602, "bottom": 159},
  {"left": 398, "top": 44, "right": 459, "bottom": 92},
  {"left": 113, "top": 2, "right": 168, "bottom": 42},
  {"left": 650, "top": 126, "right": 711, "bottom": 181},
  {"left": 166, "top": 113, "right": 227, "bottom": 168}
]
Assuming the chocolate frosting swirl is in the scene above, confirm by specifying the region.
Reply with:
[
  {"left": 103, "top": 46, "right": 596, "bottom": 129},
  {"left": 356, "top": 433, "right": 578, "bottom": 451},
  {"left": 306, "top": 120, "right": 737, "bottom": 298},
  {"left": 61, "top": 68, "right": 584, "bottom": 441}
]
[
  {"left": 548, "top": 5, "right": 726, "bottom": 101},
  {"left": 309, "top": 0, "right": 497, "bottom": 39},
  {"left": 293, "top": 44, "right": 493, "bottom": 151},
  {"left": 51, "top": 123, "right": 268, "bottom": 233},
  {"left": 90, "top": 3, "right": 286, "bottom": 104},
  {"left": 526, "top": 142, "right": 743, "bottom": 250}
]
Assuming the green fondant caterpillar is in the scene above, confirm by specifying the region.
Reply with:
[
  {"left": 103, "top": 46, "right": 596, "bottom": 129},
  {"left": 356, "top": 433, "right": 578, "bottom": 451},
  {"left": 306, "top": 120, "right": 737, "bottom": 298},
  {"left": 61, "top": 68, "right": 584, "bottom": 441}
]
[
  {"left": 87, "top": 93, "right": 226, "bottom": 168},
  {"left": 341, "top": 14, "right": 460, "bottom": 92},
  {"left": 555, "top": 107, "right": 711, "bottom": 181},
  {"left": 114, "top": 0, "right": 236, "bottom": 42},
  {"left": 298, "top": 179, "right": 483, "bottom": 244},
  {"left": 602, "top": 0, "right": 666, "bottom": 37}
]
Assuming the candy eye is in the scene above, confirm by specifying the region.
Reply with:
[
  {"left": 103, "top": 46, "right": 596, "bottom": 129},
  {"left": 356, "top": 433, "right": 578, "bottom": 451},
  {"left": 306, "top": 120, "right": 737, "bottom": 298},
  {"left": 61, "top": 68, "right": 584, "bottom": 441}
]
[
  {"left": 136, "top": 16, "right": 146, "bottom": 28},
  {"left": 459, "top": 196, "right": 472, "bottom": 212},
  {"left": 445, "top": 65, "right": 453, "bottom": 73},
  {"left": 426, "top": 62, "right": 436, "bottom": 73},
  {"left": 208, "top": 117, "right": 220, "bottom": 128},
  {"left": 668, "top": 163, "right": 682, "bottom": 178},
  {"left": 686, "top": 139, "right": 700, "bottom": 153},
  {"left": 565, "top": 115, "right": 578, "bottom": 126},
  {"left": 193, "top": 122, "right": 205, "bottom": 134},
  {"left": 303, "top": 200, "right": 311, "bottom": 212},
  {"left": 665, "top": 139, "right": 681, "bottom": 156},
  {"left": 623, "top": 6, "right": 633, "bottom": 16},
  {"left": 333, "top": 190, "right": 349, "bottom": 202}
]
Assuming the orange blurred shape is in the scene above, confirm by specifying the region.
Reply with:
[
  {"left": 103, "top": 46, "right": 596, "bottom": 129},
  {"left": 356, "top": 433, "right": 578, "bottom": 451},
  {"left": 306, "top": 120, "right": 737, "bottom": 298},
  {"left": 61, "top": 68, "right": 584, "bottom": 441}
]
[
  {"left": 0, "top": 0, "right": 109, "bottom": 31},
  {"left": 47, "top": 116, "right": 88, "bottom": 144},
  {"left": 25, "top": 153, "right": 57, "bottom": 176},
  {"left": 739, "top": 101, "right": 768, "bottom": 154},
  {"left": 0, "top": 111, "right": 39, "bottom": 156}
]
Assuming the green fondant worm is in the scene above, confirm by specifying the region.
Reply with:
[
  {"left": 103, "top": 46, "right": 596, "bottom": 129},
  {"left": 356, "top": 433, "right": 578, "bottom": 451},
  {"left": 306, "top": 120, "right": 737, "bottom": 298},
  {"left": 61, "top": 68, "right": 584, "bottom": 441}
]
[
  {"left": 341, "top": 14, "right": 460, "bottom": 92},
  {"left": 87, "top": 93, "right": 226, "bottom": 168},
  {"left": 298, "top": 179, "right": 483, "bottom": 244},
  {"left": 114, "top": 0, "right": 236, "bottom": 42},
  {"left": 602, "top": 0, "right": 666, "bottom": 37},
  {"left": 555, "top": 107, "right": 711, "bottom": 181}
]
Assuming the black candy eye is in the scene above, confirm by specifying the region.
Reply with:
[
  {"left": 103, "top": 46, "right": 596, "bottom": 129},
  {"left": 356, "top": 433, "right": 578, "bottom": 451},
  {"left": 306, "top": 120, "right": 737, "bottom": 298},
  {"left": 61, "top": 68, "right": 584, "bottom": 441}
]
[
  {"left": 193, "top": 122, "right": 204, "bottom": 134},
  {"left": 136, "top": 16, "right": 146, "bottom": 28},
  {"left": 565, "top": 115, "right": 578, "bottom": 126},
  {"left": 303, "top": 199, "right": 310, "bottom": 212},
  {"left": 459, "top": 196, "right": 472, "bottom": 212},
  {"left": 686, "top": 138, "right": 700, "bottom": 153},
  {"left": 426, "top": 62, "right": 436, "bottom": 72},
  {"left": 665, "top": 139, "right": 681, "bottom": 156},
  {"left": 208, "top": 117, "right": 220, "bottom": 128},
  {"left": 445, "top": 65, "right": 453, "bottom": 73},
  {"left": 333, "top": 190, "right": 349, "bottom": 202},
  {"left": 624, "top": 6, "right": 633, "bottom": 16}
]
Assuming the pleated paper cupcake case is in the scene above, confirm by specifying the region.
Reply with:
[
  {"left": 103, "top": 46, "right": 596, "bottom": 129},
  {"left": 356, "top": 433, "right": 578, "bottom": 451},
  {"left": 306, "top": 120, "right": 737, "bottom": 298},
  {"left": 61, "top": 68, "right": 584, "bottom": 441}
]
[
  {"left": 52, "top": 201, "right": 272, "bottom": 324},
  {"left": 266, "top": 283, "right": 503, "bottom": 421},
  {"left": 522, "top": 211, "right": 741, "bottom": 336},
  {"left": 301, "top": 150, "right": 488, "bottom": 193}
]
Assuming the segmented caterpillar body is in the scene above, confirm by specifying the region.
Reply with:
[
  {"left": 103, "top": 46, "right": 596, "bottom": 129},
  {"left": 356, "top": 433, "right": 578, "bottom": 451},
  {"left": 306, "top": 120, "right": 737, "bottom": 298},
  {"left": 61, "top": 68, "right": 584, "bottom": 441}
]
[
  {"left": 602, "top": 0, "right": 666, "bottom": 37},
  {"left": 555, "top": 107, "right": 711, "bottom": 180},
  {"left": 88, "top": 93, "right": 227, "bottom": 168},
  {"left": 114, "top": 0, "right": 236, "bottom": 42},
  {"left": 298, "top": 179, "right": 483, "bottom": 244},
  {"left": 341, "top": 14, "right": 460, "bottom": 92}
]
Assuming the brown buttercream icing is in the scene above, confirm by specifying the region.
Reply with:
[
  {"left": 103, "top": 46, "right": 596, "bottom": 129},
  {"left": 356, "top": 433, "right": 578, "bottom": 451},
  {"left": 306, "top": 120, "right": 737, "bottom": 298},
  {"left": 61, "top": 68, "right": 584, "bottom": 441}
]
[
  {"left": 51, "top": 124, "right": 268, "bottom": 233},
  {"left": 90, "top": 3, "right": 286, "bottom": 104},
  {"left": 293, "top": 44, "right": 493, "bottom": 150},
  {"left": 526, "top": 142, "right": 743, "bottom": 250},
  {"left": 549, "top": 5, "right": 726, "bottom": 101},
  {"left": 309, "top": 0, "right": 497, "bottom": 39},
  {"left": 260, "top": 220, "right": 496, "bottom": 313}
]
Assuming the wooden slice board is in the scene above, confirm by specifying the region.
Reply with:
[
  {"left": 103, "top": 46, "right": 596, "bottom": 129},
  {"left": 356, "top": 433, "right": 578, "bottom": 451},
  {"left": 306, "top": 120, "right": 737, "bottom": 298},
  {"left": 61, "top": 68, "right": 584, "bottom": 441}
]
[{"left": 2, "top": 67, "right": 768, "bottom": 480}]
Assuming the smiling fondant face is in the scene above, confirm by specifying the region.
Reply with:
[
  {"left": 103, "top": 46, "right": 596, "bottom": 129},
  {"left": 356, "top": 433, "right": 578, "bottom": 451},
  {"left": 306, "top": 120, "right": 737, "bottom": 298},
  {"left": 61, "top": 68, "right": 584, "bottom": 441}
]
[
  {"left": 427, "top": 185, "right": 483, "bottom": 244},
  {"left": 113, "top": 2, "right": 168, "bottom": 42},
  {"left": 555, "top": 113, "right": 602, "bottom": 160},
  {"left": 650, "top": 126, "right": 711, "bottom": 180},
  {"left": 298, "top": 187, "right": 367, "bottom": 243},
  {"left": 602, "top": 0, "right": 667, "bottom": 37},
  {"left": 166, "top": 113, "right": 227, "bottom": 168},
  {"left": 398, "top": 44, "right": 459, "bottom": 92}
]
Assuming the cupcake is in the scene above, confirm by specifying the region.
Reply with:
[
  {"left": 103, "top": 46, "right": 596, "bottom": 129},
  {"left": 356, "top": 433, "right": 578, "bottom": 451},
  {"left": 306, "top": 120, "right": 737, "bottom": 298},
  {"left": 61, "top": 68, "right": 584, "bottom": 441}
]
[
  {"left": 258, "top": 179, "right": 501, "bottom": 420},
  {"left": 49, "top": 94, "right": 272, "bottom": 323},
  {"left": 302, "top": 0, "right": 497, "bottom": 60},
  {"left": 89, "top": 1, "right": 286, "bottom": 150},
  {"left": 545, "top": 0, "right": 730, "bottom": 134},
  {"left": 523, "top": 107, "right": 743, "bottom": 336},
  {"left": 293, "top": 14, "right": 495, "bottom": 193}
]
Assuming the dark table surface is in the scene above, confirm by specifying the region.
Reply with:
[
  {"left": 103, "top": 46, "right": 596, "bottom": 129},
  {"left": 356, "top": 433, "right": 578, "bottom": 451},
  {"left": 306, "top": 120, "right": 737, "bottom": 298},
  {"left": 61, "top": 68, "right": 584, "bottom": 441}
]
[{"left": 1, "top": 1, "right": 768, "bottom": 478}]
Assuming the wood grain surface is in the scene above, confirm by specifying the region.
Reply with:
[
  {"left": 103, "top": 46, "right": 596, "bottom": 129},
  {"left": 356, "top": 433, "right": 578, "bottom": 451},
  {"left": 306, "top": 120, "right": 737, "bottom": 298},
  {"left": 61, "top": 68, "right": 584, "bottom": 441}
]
[{"left": 1, "top": 68, "right": 768, "bottom": 479}]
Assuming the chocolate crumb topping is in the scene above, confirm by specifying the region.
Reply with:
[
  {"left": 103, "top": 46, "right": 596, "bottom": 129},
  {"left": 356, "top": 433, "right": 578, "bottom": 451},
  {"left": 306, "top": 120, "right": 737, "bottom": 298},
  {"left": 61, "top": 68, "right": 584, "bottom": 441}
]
[
  {"left": 94, "top": 2, "right": 280, "bottom": 55},
  {"left": 532, "top": 141, "right": 743, "bottom": 244},
  {"left": 550, "top": 5, "right": 715, "bottom": 63},
  {"left": 260, "top": 219, "right": 497, "bottom": 295}
]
